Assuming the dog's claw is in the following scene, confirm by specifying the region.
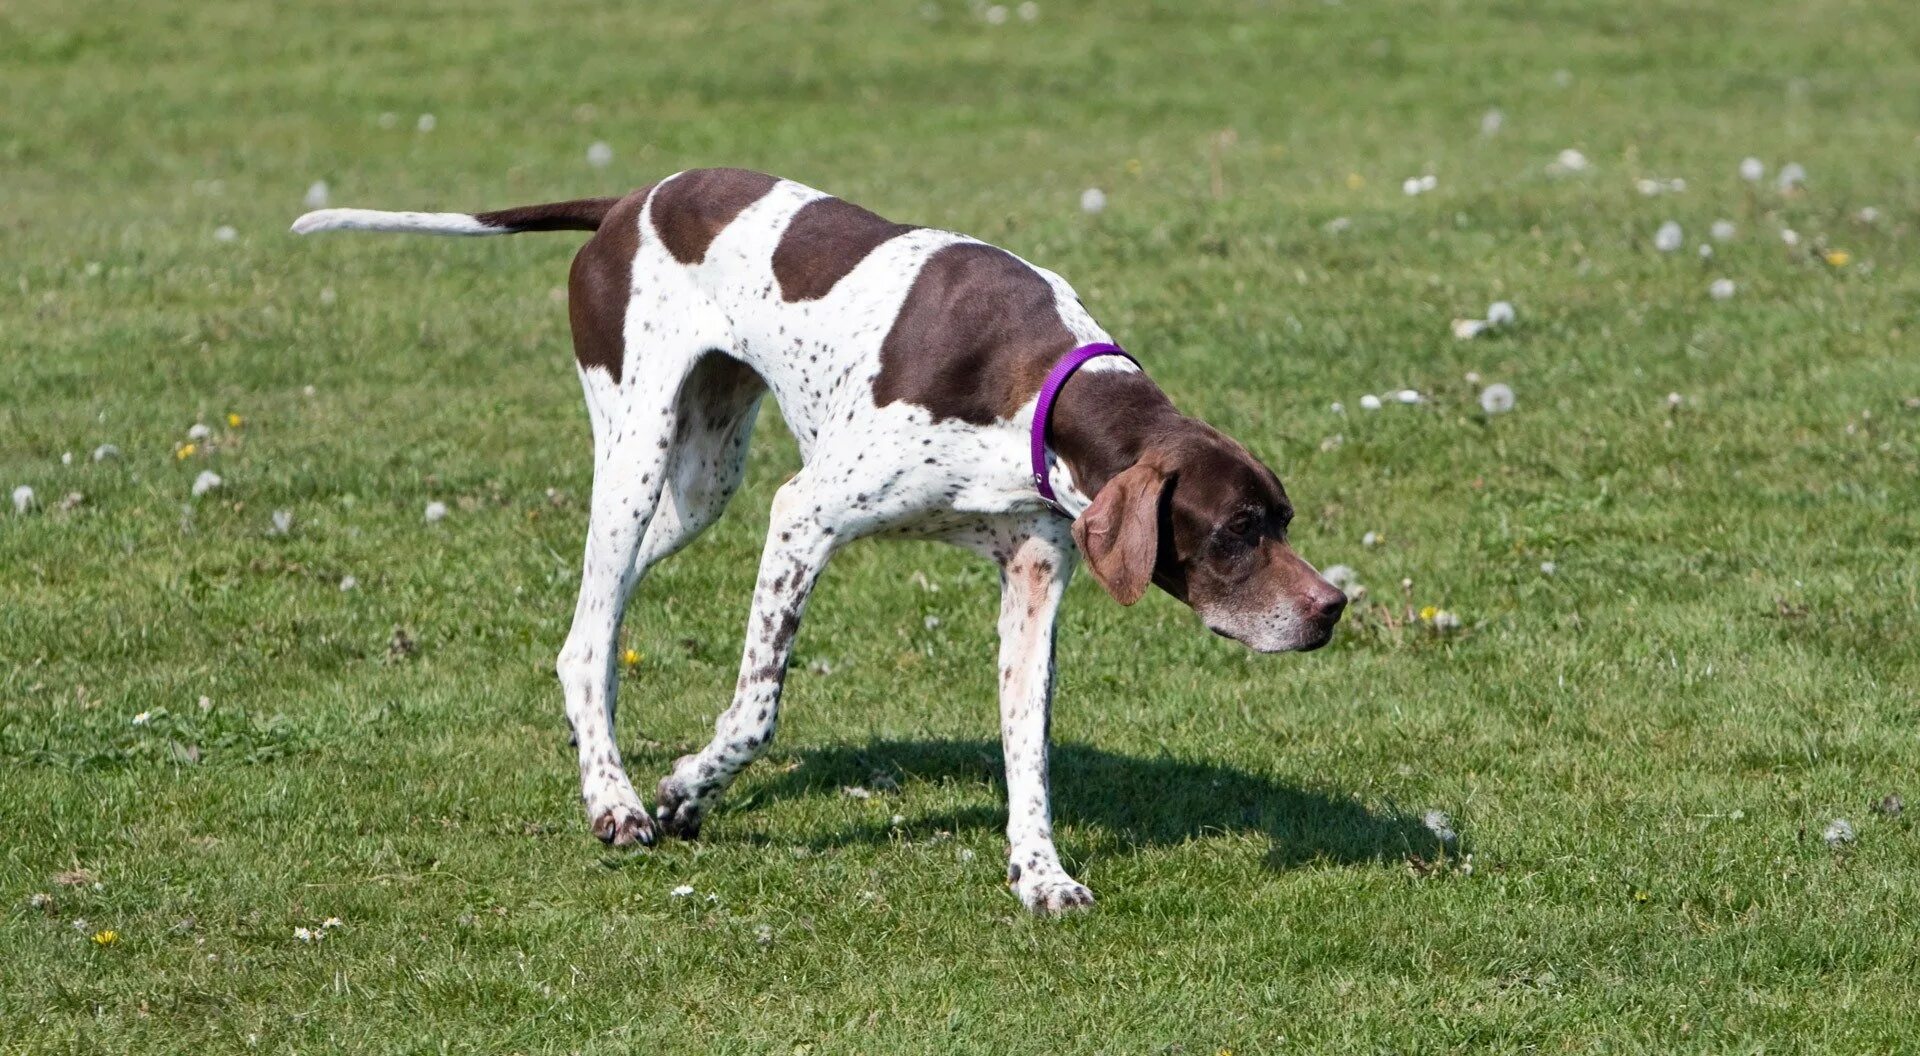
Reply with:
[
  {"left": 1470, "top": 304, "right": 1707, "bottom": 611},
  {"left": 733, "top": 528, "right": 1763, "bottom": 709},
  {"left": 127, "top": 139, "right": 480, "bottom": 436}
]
[
  {"left": 1013, "top": 876, "right": 1096, "bottom": 916},
  {"left": 589, "top": 802, "right": 655, "bottom": 848},
  {"left": 654, "top": 760, "right": 706, "bottom": 840}
]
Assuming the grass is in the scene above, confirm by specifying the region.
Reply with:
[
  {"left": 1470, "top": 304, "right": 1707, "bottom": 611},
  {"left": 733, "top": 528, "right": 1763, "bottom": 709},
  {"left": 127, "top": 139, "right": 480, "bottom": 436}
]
[{"left": 5, "top": 0, "right": 1920, "bottom": 1050}]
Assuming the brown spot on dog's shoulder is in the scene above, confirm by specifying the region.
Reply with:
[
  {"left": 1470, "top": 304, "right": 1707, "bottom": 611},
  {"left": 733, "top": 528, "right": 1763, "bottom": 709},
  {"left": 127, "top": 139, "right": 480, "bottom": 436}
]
[
  {"left": 772, "top": 196, "right": 917, "bottom": 301},
  {"left": 650, "top": 168, "right": 780, "bottom": 265},
  {"left": 567, "top": 185, "right": 654, "bottom": 382},
  {"left": 874, "top": 242, "right": 1075, "bottom": 425}
]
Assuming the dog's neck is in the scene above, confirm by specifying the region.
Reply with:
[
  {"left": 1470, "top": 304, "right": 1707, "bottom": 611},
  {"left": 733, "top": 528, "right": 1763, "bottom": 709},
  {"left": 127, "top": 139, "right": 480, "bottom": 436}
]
[{"left": 1050, "top": 369, "right": 1187, "bottom": 499}]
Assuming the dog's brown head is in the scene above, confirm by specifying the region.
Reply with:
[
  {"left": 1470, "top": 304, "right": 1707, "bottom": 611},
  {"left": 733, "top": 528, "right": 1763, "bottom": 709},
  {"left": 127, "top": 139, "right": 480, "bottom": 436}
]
[{"left": 1070, "top": 424, "right": 1345, "bottom": 652}]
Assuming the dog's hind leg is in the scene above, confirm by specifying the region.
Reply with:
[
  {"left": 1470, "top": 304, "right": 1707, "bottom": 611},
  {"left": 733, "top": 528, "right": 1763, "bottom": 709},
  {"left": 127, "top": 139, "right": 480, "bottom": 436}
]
[{"left": 633, "top": 353, "right": 765, "bottom": 570}]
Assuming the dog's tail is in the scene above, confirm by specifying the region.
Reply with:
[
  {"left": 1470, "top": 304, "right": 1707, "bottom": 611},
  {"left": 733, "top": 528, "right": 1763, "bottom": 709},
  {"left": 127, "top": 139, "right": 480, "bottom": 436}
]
[{"left": 290, "top": 197, "right": 621, "bottom": 237}]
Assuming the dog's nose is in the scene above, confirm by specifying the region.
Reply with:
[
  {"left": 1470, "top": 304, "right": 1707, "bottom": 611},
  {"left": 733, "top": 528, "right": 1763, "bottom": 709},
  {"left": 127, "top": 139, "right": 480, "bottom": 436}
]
[{"left": 1313, "top": 588, "right": 1347, "bottom": 626}]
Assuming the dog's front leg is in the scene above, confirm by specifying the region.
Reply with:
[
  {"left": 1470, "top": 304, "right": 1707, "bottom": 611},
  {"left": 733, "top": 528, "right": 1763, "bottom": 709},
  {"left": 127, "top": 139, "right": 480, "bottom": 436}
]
[
  {"left": 995, "top": 522, "right": 1094, "bottom": 914},
  {"left": 655, "top": 477, "right": 840, "bottom": 838}
]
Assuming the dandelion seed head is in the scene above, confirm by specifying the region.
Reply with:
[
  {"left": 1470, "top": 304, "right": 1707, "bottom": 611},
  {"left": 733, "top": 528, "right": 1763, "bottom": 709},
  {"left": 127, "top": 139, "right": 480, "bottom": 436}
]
[
  {"left": 1361, "top": 531, "right": 1381, "bottom": 548},
  {"left": 1822, "top": 818, "right": 1855, "bottom": 848},
  {"left": 339, "top": 575, "right": 359, "bottom": 592},
  {"left": 1359, "top": 394, "right": 1382, "bottom": 411},
  {"left": 416, "top": 113, "right": 436, "bottom": 132},
  {"left": 1710, "top": 219, "right": 1736, "bottom": 241},
  {"left": 1395, "top": 389, "right": 1422, "bottom": 404},
  {"left": 1709, "top": 278, "right": 1736, "bottom": 301},
  {"left": 187, "top": 423, "right": 212, "bottom": 442},
  {"left": 1551, "top": 148, "right": 1590, "bottom": 174},
  {"left": 191, "top": 471, "right": 223, "bottom": 498},
  {"left": 1017, "top": 0, "right": 1038, "bottom": 20},
  {"left": 132, "top": 711, "right": 151, "bottom": 726},
  {"left": 1654, "top": 220, "right": 1683, "bottom": 253},
  {"left": 1479, "top": 108, "right": 1503, "bottom": 137},
  {"left": 304, "top": 181, "right": 329, "bottom": 209},
  {"left": 1452, "top": 318, "right": 1488, "bottom": 340},
  {"left": 1780, "top": 228, "right": 1800, "bottom": 246},
  {"left": 424, "top": 501, "right": 448, "bottom": 523},
  {"left": 1540, "top": 561, "right": 1557, "bottom": 576},
  {"left": 213, "top": 226, "right": 238, "bottom": 243},
  {"left": 586, "top": 141, "right": 614, "bottom": 168},
  {"left": 1739, "top": 156, "right": 1764, "bottom": 182},
  {"left": 1422, "top": 810, "right": 1459, "bottom": 844},
  {"left": 270, "top": 510, "right": 293, "bottom": 535},
  {"left": 1776, "top": 162, "right": 1806, "bottom": 191},
  {"left": 12, "top": 485, "right": 34, "bottom": 514},
  {"left": 670, "top": 884, "right": 695, "bottom": 898},
  {"left": 1329, "top": 401, "right": 1344, "bottom": 415},
  {"left": 1079, "top": 187, "right": 1106, "bottom": 214},
  {"left": 984, "top": 4, "right": 1008, "bottom": 24},
  {"left": 1479, "top": 383, "right": 1516, "bottom": 414},
  {"left": 1486, "top": 301, "right": 1516, "bottom": 327},
  {"left": 92, "top": 444, "right": 120, "bottom": 462}
]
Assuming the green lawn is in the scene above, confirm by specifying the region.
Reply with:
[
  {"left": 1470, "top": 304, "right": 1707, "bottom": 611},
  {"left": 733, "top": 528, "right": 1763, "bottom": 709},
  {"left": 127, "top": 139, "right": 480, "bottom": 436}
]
[{"left": 5, "top": 0, "right": 1920, "bottom": 1051}]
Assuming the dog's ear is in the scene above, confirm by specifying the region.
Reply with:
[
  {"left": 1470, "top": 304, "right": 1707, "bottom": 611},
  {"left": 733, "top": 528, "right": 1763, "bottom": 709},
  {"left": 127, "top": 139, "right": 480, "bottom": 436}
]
[{"left": 1072, "top": 461, "right": 1168, "bottom": 606}]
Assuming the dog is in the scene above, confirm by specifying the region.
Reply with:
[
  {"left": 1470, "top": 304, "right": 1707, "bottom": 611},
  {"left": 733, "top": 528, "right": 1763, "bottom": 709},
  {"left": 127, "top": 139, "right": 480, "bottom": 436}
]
[{"left": 293, "top": 169, "right": 1346, "bottom": 914}]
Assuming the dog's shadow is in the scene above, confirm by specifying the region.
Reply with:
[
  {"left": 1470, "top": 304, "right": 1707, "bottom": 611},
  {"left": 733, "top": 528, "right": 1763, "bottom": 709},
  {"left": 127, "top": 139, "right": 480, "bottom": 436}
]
[{"left": 740, "top": 738, "right": 1439, "bottom": 869}]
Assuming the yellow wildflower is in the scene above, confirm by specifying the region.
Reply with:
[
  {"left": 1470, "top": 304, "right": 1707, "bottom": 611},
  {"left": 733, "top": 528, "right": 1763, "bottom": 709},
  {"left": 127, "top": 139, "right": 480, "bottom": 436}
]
[
  {"left": 1824, "top": 249, "right": 1850, "bottom": 267},
  {"left": 1419, "top": 605, "right": 1438, "bottom": 622},
  {"left": 92, "top": 929, "right": 118, "bottom": 946},
  {"left": 227, "top": 413, "right": 244, "bottom": 428},
  {"left": 1124, "top": 158, "right": 1143, "bottom": 176},
  {"left": 622, "top": 648, "right": 641, "bottom": 668},
  {"left": 1346, "top": 172, "right": 1365, "bottom": 190},
  {"left": 175, "top": 443, "right": 196, "bottom": 460}
]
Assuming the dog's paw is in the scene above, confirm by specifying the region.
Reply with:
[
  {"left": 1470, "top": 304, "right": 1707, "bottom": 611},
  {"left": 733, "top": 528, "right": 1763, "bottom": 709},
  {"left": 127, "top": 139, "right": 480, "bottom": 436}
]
[
  {"left": 587, "top": 799, "right": 655, "bottom": 848},
  {"left": 1009, "top": 860, "right": 1095, "bottom": 916},
  {"left": 653, "top": 757, "right": 706, "bottom": 840}
]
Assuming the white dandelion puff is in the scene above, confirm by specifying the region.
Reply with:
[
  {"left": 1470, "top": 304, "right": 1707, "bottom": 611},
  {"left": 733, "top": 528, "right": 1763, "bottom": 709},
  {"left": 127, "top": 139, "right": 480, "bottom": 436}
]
[
  {"left": 304, "top": 181, "right": 330, "bottom": 209},
  {"left": 1822, "top": 818, "right": 1855, "bottom": 848},
  {"left": 1550, "top": 148, "right": 1590, "bottom": 174},
  {"left": 1321, "top": 565, "right": 1363, "bottom": 594},
  {"left": 669, "top": 884, "right": 695, "bottom": 898},
  {"left": 1479, "top": 108, "right": 1503, "bottom": 137},
  {"left": 1780, "top": 228, "right": 1800, "bottom": 247},
  {"left": 424, "top": 501, "right": 448, "bottom": 523},
  {"left": 191, "top": 471, "right": 223, "bottom": 498},
  {"left": 61, "top": 451, "right": 73, "bottom": 466},
  {"left": 1540, "top": 560, "right": 1557, "bottom": 576},
  {"left": 1856, "top": 206, "right": 1881, "bottom": 224},
  {"left": 378, "top": 112, "right": 399, "bottom": 129},
  {"left": 92, "top": 444, "right": 121, "bottom": 462},
  {"left": 1079, "top": 187, "right": 1106, "bottom": 214},
  {"left": 586, "top": 141, "right": 613, "bottom": 168},
  {"left": 1654, "top": 221, "right": 1683, "bottom": 253},
  {"left": 1322, "top": 216, "right": 1351, "bottom": 235},
  {"left": 1710, "top": 219, "right": 1736, "bottom": 241},
  {"left": 12, "top": 485, "right": 34, "bottom": 514},
  {"left": 1329, "top": 401, "right": 1344, "bottom": 415},
  {"left": 1667, "top": 392, "right": 1685, "bottom": 408},
  {"left": 1395, "top": 389, "right": 1422, "bottom": 404},
  {"left": 1776, "top": 162, "right": 1806, "bottom": 191},
  {"left": 1697, "top": 243, "right": 1713, "bottom": 259},
  {"left": 1486, "top": 301, "right": 1516, "bottom": 327},
  {"left": 1402, "top": 174, "right": 1437, "bottom": 196},
  {"left": 187, "top": 423, "right": 212, "bottom": 441},
  {"left": 213, "top": 225, "right": 238, "bottom": 243},
  {"left": 1739, "top": 156, "right": 1764, "bottom": 182},
  {"left": 1358, "top": 393, "right": 1382, "bottom": 411},
  {"left": 1017, "top": 1, "right": 1038, "bottom": 20},
  {"left": 1361, "top": 531, "right": 1382, "bottom": 548},
  {"left": 416, "top": 113, "right": 436, "bottom": 133},
  {"left": 1635, "top": 178, "right": 1663, "bottom": 197},
  {"left": 1479, "top": 383, "right": 1516, "bottom": 414},
  {"left": 984, "top": 4, "right": 1008, "bottom": 24},
  {"left": 1709, "top": 278, "right": 1736, "bottom": 301},
  {"left": 1432, "top": 610, "right": 1463, "bottom": 632},
  {"left": 338, "top": 575, "right": 358, "bottom": 592},
  {"left": 1452, "top": 318, "right": 1488, "bottom": 340},
  {"left": 1422, "top": 809, "right": 1459, "bottom": 844}
]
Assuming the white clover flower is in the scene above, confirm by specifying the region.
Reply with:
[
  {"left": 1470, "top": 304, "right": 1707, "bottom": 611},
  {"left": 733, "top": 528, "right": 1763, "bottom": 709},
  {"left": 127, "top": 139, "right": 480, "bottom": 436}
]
[
  {"left": 1739, "top": 156, "right": 1764, "bottom": 182},
  {"left": 12, "top": 485, "right": 34, "bottom": 514},
  {"left": 1359, "top": 394, "right": 1382, "bottom": 411},
  {"left": 92, "top": 444, "right": 121, "bottom": 462},
  {"left": 586, "top": 141, "right": 613, "bottom": 168},
  {"left": 213, "top": 226, "right": 238, "bottom": 243},
  {"left": 1776, "top": 162, "right": 1806, "bottom": 191},
  {"left": 1479, "top": 108, "right": 1503, "bottom": 137},
  {"left": 1654, "top": 221, "right": 1683, "bottom": 253},
  {"left": 1822, "top": 818, "right": 1855, "bottom": 848},
  {"left": 1452, "top": 318, "right": 1488, "bottom": 340},
  {"left": 191, "top": 471, "right": 223, "bottom": 498},
  {"left": 670, "top": 884, "right": 695, "bottom": 898},
  {"left": 1709, "top": 278, "right": 1736, "bottom": 301},
  {"left": 321, "top": 917, "right": 343, "bottom": 929},
  {"left": 1710, "top": 219, "right": 1736, "bottom": 241},
  {"left": 1395, "top": 389, "right": 1422, "bottom": 404},
  {"left": 424, "top": 501, "right": 448, "bottom": 523},
  {"left": 1078, "top": 187, "right": 1106, "bottom": 214},
  {"left": 1479, "top": 383, "right": 1515, "bottom": 414},
  {"left": 304, "top": 181, "right": 329, "bottom": 209},
  {"left": 1551, "top": 148, "right": 1590, "bottom": 173},
  {"left": 416, "top": 113, "right": 436, "bottom": 132},
  {"left": 1780, "top": 228, "right": 1800, "bottom": 246},
  {"left": 1486, "top": 301, "right": 1516, "bottom": 327},
  {"left": 187, "top": 423, "right": 212, "bottom": 441}
]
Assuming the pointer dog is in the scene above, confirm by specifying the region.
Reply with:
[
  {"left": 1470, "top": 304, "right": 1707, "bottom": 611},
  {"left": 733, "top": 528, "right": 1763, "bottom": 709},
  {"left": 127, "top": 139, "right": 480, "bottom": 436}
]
[{"left": 294, "top": 169, "right": 1345, "bottom": 914}]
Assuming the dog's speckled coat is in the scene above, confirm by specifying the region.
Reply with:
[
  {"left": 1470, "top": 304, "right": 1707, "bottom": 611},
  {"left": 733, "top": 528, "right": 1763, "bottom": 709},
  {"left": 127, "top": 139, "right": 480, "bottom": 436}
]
[{"left": 294, "top": 169, "right": 1345, "bottom": 914}]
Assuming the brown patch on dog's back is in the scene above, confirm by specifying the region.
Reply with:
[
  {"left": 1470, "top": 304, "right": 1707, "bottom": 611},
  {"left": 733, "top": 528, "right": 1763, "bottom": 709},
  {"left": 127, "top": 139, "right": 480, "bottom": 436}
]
[
  {"left": 650, "top": 168, "right": 780, "bottom": 265},
  {"left": 874, "top": 243, "right": 1076, "bottom": 425},
  {"left": 772, "top": 196, "right": 918, "bottom": 301},
  {"left": 567, "top": 186, "right": 653, "bottom": 382}
]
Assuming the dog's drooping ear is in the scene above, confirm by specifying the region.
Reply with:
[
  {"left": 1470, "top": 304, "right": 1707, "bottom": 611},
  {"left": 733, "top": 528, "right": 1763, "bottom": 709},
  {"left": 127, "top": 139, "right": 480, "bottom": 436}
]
[{"left": 1071, "top": 461, "right": 1168, "bottom": 606}]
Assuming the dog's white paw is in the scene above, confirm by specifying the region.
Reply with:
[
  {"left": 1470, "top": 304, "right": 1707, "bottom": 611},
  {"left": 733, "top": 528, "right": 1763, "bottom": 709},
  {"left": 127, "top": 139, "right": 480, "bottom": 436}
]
[
  {"left": 1009, "top": 861, "right": 1095, "bottom": 916},
  {"left": 587, "top": 796, "right": 655, "bottom": 848},
  {"left": 654, "top": 755, "right": 708, "bottom": 840}
]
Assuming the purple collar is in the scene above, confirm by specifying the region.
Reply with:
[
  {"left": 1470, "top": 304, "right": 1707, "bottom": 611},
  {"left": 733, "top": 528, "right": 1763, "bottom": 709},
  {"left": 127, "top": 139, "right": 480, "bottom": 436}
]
[{"left": 1031, "top": 341, "right": 1138, "bottom": 509}]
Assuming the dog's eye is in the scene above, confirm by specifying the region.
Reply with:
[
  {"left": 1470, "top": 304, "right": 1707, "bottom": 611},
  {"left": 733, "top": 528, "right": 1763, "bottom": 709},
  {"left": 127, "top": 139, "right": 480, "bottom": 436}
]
[{"left": 1224, "top": 511, "right": 1262, "bottom": 541}]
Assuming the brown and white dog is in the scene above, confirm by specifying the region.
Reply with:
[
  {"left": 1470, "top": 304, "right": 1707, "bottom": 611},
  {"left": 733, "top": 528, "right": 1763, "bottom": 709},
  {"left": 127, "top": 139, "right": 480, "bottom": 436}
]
[{"left": 294, "top": 169, "right": 1345, "bottom": 914}]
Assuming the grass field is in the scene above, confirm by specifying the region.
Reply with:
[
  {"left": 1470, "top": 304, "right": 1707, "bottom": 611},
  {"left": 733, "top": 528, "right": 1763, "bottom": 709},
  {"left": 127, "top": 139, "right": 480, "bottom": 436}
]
[{"left": 6, "top": 0, "right": 1920, "bottom": 1051}]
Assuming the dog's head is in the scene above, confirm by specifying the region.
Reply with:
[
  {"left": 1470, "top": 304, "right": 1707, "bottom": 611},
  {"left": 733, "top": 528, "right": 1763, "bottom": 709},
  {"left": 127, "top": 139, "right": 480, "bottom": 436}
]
[{"left": 1071, "top": 425, "right": 1345, "bottom": 653}]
